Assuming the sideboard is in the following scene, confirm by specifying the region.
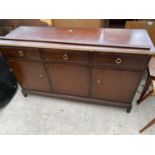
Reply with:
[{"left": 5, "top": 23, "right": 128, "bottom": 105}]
[{"left": 0, "top": 26, "right": 154, "bottom": 112}]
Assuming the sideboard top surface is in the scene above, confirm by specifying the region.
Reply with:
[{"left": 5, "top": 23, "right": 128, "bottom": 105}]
[{"left": 0, "top": 26, "right": 155, "bottom": 55}]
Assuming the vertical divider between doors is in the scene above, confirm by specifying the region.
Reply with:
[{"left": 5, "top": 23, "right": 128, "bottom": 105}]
[{"left": 39, "top": 49, "right": 53, "bottom": 92}]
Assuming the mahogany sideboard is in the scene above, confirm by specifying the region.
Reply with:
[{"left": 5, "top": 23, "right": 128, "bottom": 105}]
[{"left": 0, "top": 26, "right": 154, "bottom": 113}]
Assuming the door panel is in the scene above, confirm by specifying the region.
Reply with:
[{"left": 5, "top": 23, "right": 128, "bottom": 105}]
[
  {"left": 92, "top": 68, "right": 141, "bottom": 103},
  {"left": 47, "top": 63, "right": 89, "bottom": 97},
  {"left": 8, "top": 60, "right": 51, "bottom": 92}
]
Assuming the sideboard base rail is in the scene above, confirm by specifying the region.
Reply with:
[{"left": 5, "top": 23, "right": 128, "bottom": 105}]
[{"left": 22, "top": 89, "right": 132, "bottom": 113}]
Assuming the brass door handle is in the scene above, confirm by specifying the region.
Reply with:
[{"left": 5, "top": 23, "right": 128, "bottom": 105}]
[
  {"left": 18, "top": 50, "right": 24, "bottom": 57},
  {"left": 116, "top": 58, "right": 122, "bottom": 64},
  {"left": 96, "top": 80, "right": 101, "bottom": 84},
  {"left": 39, "top": 74, "right": 43, "bottom": 78},
  {"left": 63, "top": 53, "right": 69, "bottom": 60}
]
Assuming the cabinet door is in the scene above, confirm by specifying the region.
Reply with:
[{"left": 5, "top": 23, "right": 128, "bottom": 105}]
[
  {"left": 47, "top": 64, "right": 89, "bottom": 97},
  {"left": 8, "top": 60, "right": 51, "bottom": 92},
  {"left": 92, "top": 68, "right": 141, "bottom": 103}
]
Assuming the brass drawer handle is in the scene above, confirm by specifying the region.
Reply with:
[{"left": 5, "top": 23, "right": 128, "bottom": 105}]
[
  {"left": 116, "top": 58, "right": 122, "bottom": 64},
  {"left": 63, "top": 53, "right": 69, "bottom": 60},
  {"left": 18, "top": 50, "right": 24, "bottom": 57}
]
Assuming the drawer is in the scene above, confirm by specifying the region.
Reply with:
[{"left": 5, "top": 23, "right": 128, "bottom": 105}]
[
  {"left": 93, "top": 52, "right": 149, "bottom": 70},
  {"left": 2, "top": 47, "right": 41, "bottom": 60},
  {"left": 43, "top": 49, "right": 89, "bottom": 64}
]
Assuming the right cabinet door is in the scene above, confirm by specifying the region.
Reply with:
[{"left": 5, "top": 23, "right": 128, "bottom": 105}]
[{"left": 92, "top": 68, "right": 141, "bottom": 103}]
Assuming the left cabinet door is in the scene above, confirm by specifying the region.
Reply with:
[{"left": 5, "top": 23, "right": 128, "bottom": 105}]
[{"left": 7, "top": 60, "right": 51, "bottom": 92}]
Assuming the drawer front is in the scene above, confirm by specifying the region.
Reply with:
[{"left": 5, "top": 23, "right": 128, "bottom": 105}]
[
  {"left": 93, "top": 52, "right": 149, "bottom": 70},
  {"left": 43, "top": 49, "right": 89, "bottom": 64},
  {"left": 2, "top": 47, "right": 41, "bottom": 60}
]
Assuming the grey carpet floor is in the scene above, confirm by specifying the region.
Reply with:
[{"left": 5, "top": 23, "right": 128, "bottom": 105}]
[{"left": 0, "top": 82, "right": 155, "bottom": 135}]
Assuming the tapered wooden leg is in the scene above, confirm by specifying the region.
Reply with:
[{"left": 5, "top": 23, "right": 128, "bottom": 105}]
[
  {"left": 127, "top": 105, "right": 132, "bottom": 113},
  {"left": 137, "top": 77, "right": 152, "bottom": 105},
  {"left": 139, "top": 118, "right": 155, "bottom": 133},
  {"left": 22, "top": 89, "right": 28, "bottom": 97},
  {"left": 139, "top": 89, "right": 153, "bottom": 103}
]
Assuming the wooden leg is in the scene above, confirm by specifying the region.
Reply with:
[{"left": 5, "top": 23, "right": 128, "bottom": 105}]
[
  {"left": 139, "top": 118, "right": 155, "bottom": 133},
  {"left": 22, "top": 89, "right": 28, "bottom": 97},
  {"left": 140, "top": 69, "right": 150, "bottom": 89},
  {"left": 137, "top": 77, "right": 152, "bottom": 105},
  {"left": 146, "top": 67, "right": 150, "bottom": 79},
  {"left": 138, "top": 89, "right": 153, "bottom": 104},
  {"left": 127, "top": 105, "right": 132, "bottom": 113}
]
